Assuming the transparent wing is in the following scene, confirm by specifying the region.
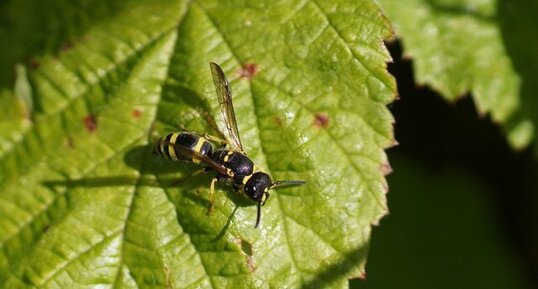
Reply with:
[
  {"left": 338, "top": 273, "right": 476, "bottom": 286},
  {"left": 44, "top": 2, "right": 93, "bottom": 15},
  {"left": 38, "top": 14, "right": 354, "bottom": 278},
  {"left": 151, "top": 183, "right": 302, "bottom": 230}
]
[
  {"left": 173, "top": 144, "right": 229, "bottom": 176},
  {"left": 209, "top": 62, "right": 244, "bottom": 153}
]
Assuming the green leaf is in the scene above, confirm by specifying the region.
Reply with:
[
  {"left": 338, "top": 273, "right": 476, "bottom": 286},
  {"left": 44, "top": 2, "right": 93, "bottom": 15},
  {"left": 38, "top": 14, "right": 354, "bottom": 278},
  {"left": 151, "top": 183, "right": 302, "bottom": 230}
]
[
  {"left": 0, "top": 0, "right": 132, "bottom": 89},
  {"left": 0, "top": 0, "right": 396, "bottom": 288},
  {"left": 376, "top": 0, "right": 538, "bottom": 152}
]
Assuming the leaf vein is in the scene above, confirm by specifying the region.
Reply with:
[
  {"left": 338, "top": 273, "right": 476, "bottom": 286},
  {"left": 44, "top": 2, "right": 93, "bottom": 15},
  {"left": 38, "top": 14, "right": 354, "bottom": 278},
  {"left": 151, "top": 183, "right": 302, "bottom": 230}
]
[{"left": 309, "top": 0, "right": 393, "bottom": 92}]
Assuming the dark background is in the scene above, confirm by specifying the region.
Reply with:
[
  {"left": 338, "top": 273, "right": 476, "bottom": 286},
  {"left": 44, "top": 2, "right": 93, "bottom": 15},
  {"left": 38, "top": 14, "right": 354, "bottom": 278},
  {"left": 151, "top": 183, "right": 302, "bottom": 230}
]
[{"left": 352, "top": 40, "right": 538, "bottom": 289}]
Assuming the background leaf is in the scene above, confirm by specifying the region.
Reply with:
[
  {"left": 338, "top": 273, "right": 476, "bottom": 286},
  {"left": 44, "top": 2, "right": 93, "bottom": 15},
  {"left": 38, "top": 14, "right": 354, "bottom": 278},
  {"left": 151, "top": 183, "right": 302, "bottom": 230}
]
[
  {"left": 375, "top": 0, "right": 538, "bottom": 152},
  {"left": 353, "top": 157, "right": 532, "bottom": 289},
  {"left": 0, "top": 0, "right": 396, "bottom": 288}
]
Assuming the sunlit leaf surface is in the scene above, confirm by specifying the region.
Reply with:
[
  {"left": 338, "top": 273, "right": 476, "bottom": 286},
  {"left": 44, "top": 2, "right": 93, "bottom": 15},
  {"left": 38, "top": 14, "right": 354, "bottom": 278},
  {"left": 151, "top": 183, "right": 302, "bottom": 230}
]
[{"left": 0, "top": 0, "right": 396, "bottom": 288}]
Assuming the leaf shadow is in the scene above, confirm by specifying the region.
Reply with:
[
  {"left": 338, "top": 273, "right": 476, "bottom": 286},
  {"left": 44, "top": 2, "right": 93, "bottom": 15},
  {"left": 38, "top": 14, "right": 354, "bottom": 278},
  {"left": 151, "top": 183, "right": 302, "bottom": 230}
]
[
  {"left": 211, "top": 206, "right": 239, "bottom": 242},
  {"left": 41, "top": 144, "right": 254, "bottom": 236},
  {"left": 302, "top": 242, "right": 370, "bottom": 289},
  {"left": 42, "top": 144, "right": 193, "bottom": 189}
]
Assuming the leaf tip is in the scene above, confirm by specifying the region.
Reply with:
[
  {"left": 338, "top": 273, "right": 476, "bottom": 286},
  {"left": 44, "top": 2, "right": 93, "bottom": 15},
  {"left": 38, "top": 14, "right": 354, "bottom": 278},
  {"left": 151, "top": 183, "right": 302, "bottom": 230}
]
[
  {"left": 359, "top": 271, "right": 367, "bottom": 280},
  {"left": 381, "top": 162, "right": 393, "bottom": 176}
]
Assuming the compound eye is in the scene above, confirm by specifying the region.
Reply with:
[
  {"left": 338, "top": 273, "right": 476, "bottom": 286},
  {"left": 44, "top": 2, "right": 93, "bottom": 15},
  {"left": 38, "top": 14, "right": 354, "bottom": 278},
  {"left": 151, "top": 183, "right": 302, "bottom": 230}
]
[{"left": 245, "top": 183, "right": 262, "bottom": 201}]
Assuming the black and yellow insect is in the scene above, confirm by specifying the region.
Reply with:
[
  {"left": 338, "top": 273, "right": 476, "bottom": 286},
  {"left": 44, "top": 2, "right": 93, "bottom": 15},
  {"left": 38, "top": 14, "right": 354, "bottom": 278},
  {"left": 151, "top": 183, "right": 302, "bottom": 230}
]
[
  {"left": 153, "top": 132, "right": 213, "bottom": 164},
  {"left": 154, "top": 62, "right": 305, "bottom": 227}
]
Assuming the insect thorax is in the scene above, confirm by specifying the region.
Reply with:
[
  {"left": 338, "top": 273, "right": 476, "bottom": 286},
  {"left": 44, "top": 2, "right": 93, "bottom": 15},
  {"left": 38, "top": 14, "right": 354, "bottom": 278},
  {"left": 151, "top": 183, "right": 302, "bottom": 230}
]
[{"left": 212, "top": 149, "right": 254, "bottom": 180}]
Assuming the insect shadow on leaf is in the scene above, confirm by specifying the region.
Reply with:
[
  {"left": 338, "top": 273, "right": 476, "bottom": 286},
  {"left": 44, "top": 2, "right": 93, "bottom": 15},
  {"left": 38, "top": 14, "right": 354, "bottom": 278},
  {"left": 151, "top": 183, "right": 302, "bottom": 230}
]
[{"left": 40, "top": 144, "right": 252, "bottom": 231}]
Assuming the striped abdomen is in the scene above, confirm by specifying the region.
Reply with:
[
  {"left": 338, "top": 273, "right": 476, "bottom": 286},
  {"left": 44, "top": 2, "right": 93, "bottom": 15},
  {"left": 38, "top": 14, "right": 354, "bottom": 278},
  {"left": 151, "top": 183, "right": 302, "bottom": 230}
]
[{"left": 154, "top": 132, "right": 213, "bottom": 164}]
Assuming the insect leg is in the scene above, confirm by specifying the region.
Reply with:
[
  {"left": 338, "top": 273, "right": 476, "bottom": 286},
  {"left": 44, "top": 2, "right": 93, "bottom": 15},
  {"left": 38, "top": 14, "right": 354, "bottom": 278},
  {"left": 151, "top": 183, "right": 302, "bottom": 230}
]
[
  {"left": 191, "top": 168, "right": 207, "bottom": 176},
  {"left": 169, "top": 168, "right": 206, "bottom": 186},
  {"left": 203, "top": 133, "right": 228, "bottom": 145},
  {"left": 207, "top": 177, "right": 218, "bottom": 214}
]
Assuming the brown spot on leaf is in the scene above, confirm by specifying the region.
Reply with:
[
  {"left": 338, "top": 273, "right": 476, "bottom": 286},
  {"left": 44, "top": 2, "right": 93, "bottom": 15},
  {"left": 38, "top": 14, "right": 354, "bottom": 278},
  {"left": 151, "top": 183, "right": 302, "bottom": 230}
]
[
  {"left": 235, "top": 238, "right": 256, "bottom": 272},
  {"left": 84, "top": 114, "right": 97, "bottom": 132},
  {"left": 132, "top": 108, "right": 142, "bottom": 118},
  {"left": 239, "top": 63, "right": 258, "bottom": 79},
  {"left": 59, "top": 41, "right": 74, "bottom": 53},
  {"left": 64, "top": 136, "right": 74, "bottom": 148},
  {"left": 245, "top": 255, "right": 255, "bottom": 272},
  {"left": 313, "top": 113, "right": 329, "bottom": 128},
  {"left": 164, "top": 265, "right": 172, "bottom": 289},
  {"left": 272, "top": 116, "right": 284, "bottom": 127},
  {"left": 29, "top": 59, "right": 40, "bottom": 69}
]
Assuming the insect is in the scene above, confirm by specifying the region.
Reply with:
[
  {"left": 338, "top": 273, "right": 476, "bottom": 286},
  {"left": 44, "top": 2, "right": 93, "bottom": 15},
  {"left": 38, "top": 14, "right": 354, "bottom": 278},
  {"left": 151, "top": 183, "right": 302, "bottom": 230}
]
[{"left": 154, "top": 62, "right": 305, "bottom": 228}]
